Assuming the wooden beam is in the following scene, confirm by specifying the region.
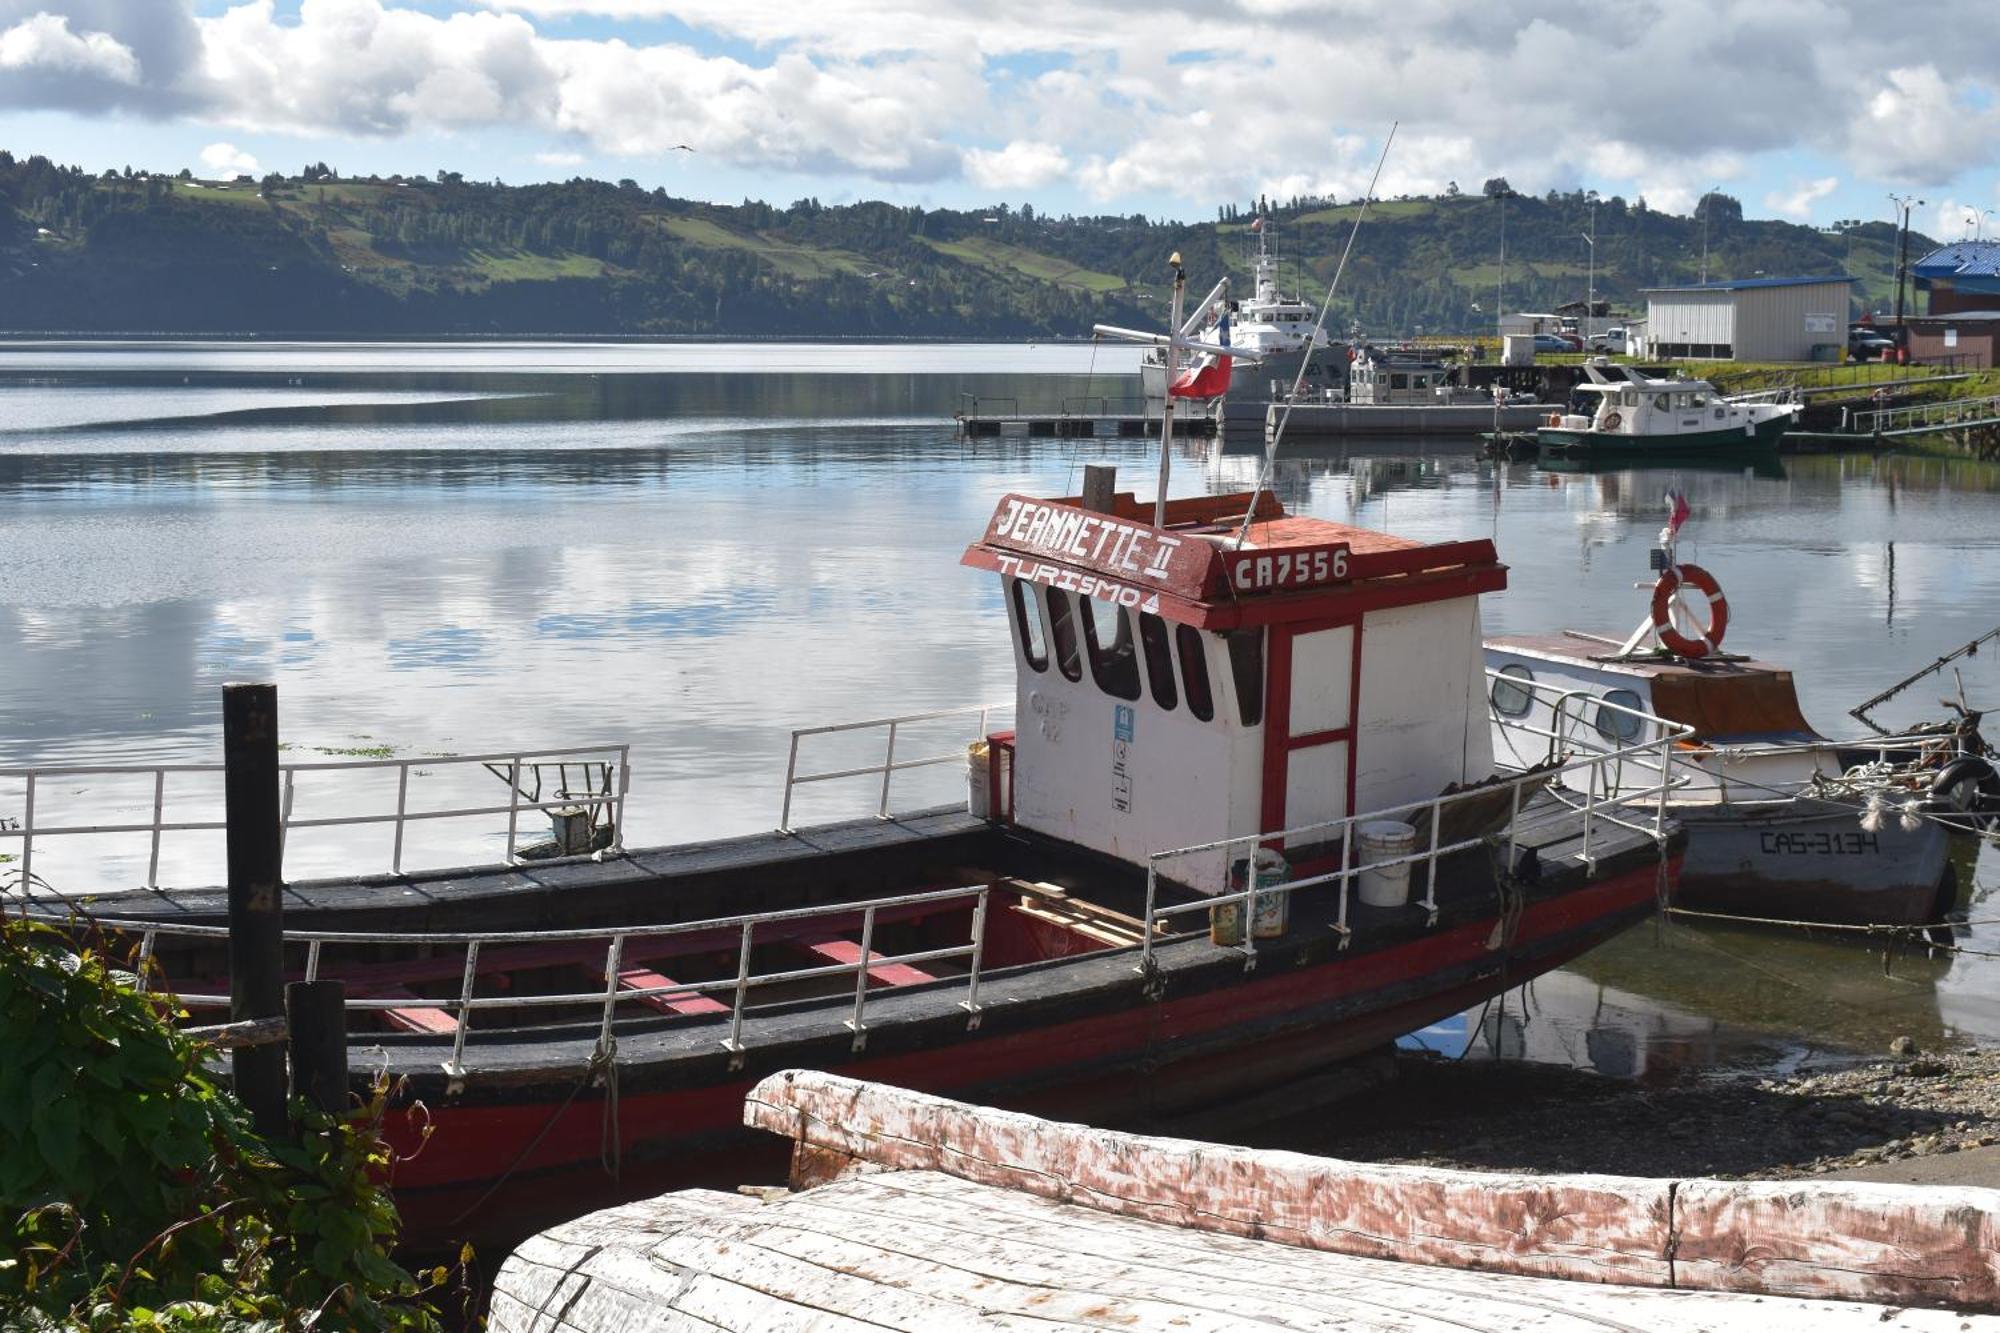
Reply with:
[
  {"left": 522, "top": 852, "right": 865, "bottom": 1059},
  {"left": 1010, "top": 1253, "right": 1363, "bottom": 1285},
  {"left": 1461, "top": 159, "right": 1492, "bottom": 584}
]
[{"left": 741, "top": 1071, "right": 2000, "bottom": 1311}]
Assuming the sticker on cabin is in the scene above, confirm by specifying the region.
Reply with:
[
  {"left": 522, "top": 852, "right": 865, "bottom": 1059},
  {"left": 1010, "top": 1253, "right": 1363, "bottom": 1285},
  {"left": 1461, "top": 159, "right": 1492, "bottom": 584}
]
[{"left": 1112, "top": 706, "right": 1134, "bottom": 812}]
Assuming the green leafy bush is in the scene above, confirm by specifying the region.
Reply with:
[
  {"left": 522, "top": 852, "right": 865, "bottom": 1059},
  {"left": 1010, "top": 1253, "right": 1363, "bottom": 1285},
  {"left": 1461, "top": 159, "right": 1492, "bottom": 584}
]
[{"left": 0, "top": 914, "right": 454, "bottom": 1330}]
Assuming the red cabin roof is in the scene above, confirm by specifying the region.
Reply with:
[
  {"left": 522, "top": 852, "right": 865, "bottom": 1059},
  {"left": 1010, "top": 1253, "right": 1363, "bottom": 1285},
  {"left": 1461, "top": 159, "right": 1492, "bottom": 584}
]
[{"left": 962, "top": 490, "right": 1506, "bottom": 629}]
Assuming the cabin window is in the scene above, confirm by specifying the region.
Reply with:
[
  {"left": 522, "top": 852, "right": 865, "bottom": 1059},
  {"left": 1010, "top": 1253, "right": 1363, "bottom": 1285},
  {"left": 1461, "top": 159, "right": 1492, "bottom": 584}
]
[
  {"left": 1390, "top": 373, "right": 1408, "bottom": 390},
  {"left": 1082, "top": 597, "right": 1142, "bottom": 701},
  {"left": 1139, "top": 612, "right": 1178, "bottom": 711},
  {"left": 1653, "top": 394, "right": 1671, "bottom": 412},
  {"left": 1595, "top": 689, "right": 1645, "bottom": 744},
  {"left": 1621, "top": 388, "right": 1638, "bottom": 407},
  {"left": 1009, "top": 579, "right": 1048, "bottom": 673},
  {"left": 1490, "top": 663, "right": 1534, "bottom": 717},
  {"left": 1177, "top": 625, "right": 1215, "bottom": 722},
  {"left": 1225, "top": 629, "right": 1265, "bottom": 727},
  {"left": 1045, "top": 589, "right": 1084, "bottom": 682}
]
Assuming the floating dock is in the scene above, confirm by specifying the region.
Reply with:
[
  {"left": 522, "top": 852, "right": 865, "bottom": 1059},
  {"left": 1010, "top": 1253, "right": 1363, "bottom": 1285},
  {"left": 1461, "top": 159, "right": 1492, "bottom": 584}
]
[
  {"left": 1243, "top": 399, "right": 1554, "bottom": 439},
  {"left": 954, "top": 409, "right": 1215, "bottom": 438},
  {"left": 490, "top": 1072, "right": 2000, "bottom": 1330}
]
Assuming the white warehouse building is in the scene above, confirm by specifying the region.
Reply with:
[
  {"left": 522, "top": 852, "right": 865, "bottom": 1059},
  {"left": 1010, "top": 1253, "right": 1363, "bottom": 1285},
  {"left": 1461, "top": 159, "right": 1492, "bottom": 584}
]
[{"left": 1642, "top": 276, "right": 1856, "bottom": 361}]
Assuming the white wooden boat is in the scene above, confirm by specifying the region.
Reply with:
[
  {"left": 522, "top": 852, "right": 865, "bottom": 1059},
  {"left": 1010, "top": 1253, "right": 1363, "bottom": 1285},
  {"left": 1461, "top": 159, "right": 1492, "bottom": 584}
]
[{"left": 1484, "top": 500, "right": 1993, "bottom": 926}]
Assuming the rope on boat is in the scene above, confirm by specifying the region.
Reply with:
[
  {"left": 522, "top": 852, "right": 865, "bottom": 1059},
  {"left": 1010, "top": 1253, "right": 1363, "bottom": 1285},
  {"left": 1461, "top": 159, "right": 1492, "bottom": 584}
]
[
  {"left": 448, "top": 1037, "right": 623, "bottom": 1229},
  {"left": 1661, "top": 905, "right": 2000, "bottom": 968}
]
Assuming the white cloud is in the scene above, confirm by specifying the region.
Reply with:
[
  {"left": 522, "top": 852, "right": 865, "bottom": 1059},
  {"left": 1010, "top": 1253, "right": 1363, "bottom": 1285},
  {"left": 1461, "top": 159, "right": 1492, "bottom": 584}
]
[
  {"left": 4, "top": 0, "right": 2000, "bottom": 217},
  {"left": 964, "top": 141, "right": 1069, "bottom": 192},
  {"left": 0, "top": 11, "right": 140, "bottom": 82},
  {"left": 1765, "top": 176, "right": 1839, "bottom": 222},
  {"left": 199, "top": 140, "right": 258, "bottom": 176},
  {"left": 1847, "top": 66, "right": 2000, "bottom": 185},
  {"left": 534, "top": 149, "right": 585, "bottom": 166}
]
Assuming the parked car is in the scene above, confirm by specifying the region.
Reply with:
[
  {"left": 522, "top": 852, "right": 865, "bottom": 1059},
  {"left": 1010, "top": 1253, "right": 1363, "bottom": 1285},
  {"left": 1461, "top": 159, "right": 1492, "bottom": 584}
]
[
  {"left": 1848, "top": 326, "right": 1896, "bottom": 360},
  {"left": 1587, "top": 327, "right": 1629, "bottom": 354},
  {"left": 1530, "top": 333, "right": 1573, "bottom": 354}
]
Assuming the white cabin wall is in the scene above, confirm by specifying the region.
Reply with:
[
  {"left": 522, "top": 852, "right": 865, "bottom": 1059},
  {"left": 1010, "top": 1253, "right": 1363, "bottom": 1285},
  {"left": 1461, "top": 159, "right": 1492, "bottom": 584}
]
[
  {"left": 1353, "top": 598, "right": 1486, "bottom": 814},
  {"left": 1007, "top": 581, "right": 1261, "bottom": 883}
]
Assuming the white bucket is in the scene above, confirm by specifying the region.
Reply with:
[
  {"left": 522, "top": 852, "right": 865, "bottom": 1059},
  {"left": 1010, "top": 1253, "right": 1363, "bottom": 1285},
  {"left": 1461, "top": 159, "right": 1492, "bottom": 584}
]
[
  {"left": 1356, "top": 820, "right": 1418, "bottom": 908},
  {"left": 967, "top": 741, "right": 991, "bottom": 819}
]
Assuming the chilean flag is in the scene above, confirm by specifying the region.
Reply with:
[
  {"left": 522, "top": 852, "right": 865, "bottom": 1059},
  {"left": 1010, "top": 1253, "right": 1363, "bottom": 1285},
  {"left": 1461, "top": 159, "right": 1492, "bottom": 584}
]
[
  {"left": 1169, "top": 312, "right": 1234, "bottom": 400},
  {"left": 1663, "top": 489, "right": 1690, "bottom": 540}
]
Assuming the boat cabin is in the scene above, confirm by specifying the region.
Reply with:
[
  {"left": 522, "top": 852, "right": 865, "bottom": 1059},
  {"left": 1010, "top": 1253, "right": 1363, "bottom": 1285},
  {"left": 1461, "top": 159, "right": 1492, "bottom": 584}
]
[
  {"left": 1547, "top": 361, "right": 1770, "bottom": 440},
  {"left": 964, "top": 482, "right": 1506, "bottom": 877},
  {"left": 1345, "top": 348, "right": 1457, "bottom": 405},
  {"left": 1483, "top": 633, "right": 1841, "bottom": 800}
]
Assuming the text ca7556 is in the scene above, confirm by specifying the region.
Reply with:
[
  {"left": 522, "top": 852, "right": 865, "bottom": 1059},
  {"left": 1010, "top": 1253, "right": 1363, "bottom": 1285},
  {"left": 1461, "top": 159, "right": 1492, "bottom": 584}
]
[{"left": 1226, "top": 545, "right": 1351, "bottom": 592}]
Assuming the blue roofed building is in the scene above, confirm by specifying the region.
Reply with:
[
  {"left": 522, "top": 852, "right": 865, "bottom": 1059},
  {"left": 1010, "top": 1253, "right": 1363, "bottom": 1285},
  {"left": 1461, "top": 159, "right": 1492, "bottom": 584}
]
[
  {"left": 1640, "top": 276, "right": 1856, "bottom": 361},
  {"left": 1912, "top": 240, "right": 2000, "bottom": 316}
]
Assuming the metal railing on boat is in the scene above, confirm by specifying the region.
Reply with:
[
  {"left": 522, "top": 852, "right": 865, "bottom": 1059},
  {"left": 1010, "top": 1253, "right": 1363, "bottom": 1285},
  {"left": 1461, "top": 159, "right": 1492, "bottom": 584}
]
[
  {"left": 1487, "top": 671, "right": 1973, "bottom": 806},
  {"left": 1138, "top": 699, "right": 1691, "bottom": 973},
  {"left": 79, "top": 703, "right": 1686, "bottom": 1073},
  {"left": 778, "top": 702, "right": 1012, "bottom": 832},
  {"left": 0, "top": 743, "right": 631, "bottom": 894},
  {"left": 96, "top": 879, "right": 994, "bottom": 1076}
]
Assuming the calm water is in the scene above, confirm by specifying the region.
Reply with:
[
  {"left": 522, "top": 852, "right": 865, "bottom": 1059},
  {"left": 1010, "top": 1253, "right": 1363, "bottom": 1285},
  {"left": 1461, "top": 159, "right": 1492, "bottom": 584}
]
[{"left": 4, "top": 340, "right": 1999, "bottom": 1074}]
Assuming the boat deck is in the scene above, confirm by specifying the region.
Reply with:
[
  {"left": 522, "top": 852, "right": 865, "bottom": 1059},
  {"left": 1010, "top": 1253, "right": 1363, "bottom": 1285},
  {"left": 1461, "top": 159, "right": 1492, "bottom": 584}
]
[{"left": 91, "top": 792, "right": 1668, "bottom": 1100}]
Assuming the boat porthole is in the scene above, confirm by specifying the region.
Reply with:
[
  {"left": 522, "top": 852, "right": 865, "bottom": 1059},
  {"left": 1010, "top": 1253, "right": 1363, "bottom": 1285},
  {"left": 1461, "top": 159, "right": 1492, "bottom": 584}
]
[
  {"left": 1594, "top": 689, "right": 1645, "bottom": 743},
  {"left": 1491, "top": 663, "right": 1534, "bottom": 718}
]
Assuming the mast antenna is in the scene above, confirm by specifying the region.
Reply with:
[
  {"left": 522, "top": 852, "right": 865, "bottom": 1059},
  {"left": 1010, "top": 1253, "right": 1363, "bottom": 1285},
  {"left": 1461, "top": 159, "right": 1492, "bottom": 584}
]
[{"left": 1234, "top": 123, "right": 1398, "bottom": 547}]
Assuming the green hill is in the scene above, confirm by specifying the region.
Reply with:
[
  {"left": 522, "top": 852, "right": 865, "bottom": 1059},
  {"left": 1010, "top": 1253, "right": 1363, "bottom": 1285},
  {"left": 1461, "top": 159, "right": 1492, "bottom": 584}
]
[{"left": 0, "top": 152, "right": 1932, "bottom": 338}]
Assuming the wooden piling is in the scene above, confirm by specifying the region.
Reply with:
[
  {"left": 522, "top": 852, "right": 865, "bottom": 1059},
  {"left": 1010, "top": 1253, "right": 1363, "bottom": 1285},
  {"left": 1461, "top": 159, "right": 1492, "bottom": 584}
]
[
  {"left": 1080, "top": 464, "right": 1117, "bottom": 514},
  {"left": 286, "top": 980, "right": 348, "bottom": 1117},
  {"left": 223, "top": 681, "right": 288, "bottom": 1138}
]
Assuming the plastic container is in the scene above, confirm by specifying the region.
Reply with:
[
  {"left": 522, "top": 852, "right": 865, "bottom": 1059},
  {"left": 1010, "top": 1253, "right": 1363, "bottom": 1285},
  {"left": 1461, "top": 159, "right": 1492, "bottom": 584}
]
[
  {"left": 1247, "top": 847, "right": 1291, "bottom": 939},
  {"left": 1356, "top": 820, "right": 1418, "bottom": 907},
  {"left": 967, "top": 741, "right": 991, "bottom": 819}
]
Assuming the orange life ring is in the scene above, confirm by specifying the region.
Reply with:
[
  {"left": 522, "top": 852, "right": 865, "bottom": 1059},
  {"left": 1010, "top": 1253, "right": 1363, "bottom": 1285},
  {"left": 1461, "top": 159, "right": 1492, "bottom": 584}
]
[
  {"left": 1602, "top": 411, "right": 1622, "bottom": 430},
  {"left": 1651, "top": 563, "right": 1729, "bottom": 658}
]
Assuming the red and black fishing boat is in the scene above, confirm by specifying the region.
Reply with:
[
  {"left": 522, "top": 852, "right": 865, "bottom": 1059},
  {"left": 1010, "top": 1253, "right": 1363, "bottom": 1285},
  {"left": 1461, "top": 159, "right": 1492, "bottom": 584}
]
[{"left": 74, "top": 464, "right": 1684, "bottom": 1251}]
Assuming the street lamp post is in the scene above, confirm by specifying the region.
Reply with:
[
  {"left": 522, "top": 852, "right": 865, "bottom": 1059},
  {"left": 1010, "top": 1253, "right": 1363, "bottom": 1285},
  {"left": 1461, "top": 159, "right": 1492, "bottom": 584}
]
[
  {"left": 1889, "top": 192, "right": 1926, "bottom": 333},
  {"left": 1579, "top": 231, "right": 1595, "bottom": 335}
]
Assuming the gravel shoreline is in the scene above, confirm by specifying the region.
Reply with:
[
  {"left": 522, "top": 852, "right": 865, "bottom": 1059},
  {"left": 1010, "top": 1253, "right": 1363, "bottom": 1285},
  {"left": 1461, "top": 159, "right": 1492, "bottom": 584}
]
[{"left": 1236, "top": 1044, "right": 2000, "bottom": 1182}]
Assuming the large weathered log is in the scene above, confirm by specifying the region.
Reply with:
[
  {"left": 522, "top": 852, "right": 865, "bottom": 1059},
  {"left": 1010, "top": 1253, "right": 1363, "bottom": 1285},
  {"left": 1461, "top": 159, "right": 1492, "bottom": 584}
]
[
  {"left": 745, "top": 1069, "right": 1675, "bottom": 1287},
  {"left": 744, "top": 1069, "right": 2000, "bottom": 1311},
  {"left": 1675, "top": 1177, "right": 2000, "bottom": 1310}
]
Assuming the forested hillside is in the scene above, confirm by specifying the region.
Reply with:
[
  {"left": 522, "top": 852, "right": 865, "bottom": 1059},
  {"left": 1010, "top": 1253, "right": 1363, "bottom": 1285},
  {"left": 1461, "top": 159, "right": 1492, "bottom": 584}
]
[{"left": 0, "top": 153, "right": 1932, "bottom": 338}]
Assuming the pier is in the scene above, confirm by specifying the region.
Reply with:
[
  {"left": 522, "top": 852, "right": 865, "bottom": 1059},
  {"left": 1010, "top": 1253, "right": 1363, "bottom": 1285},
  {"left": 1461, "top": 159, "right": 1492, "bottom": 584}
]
[
  {"left": 953, "top": 394, "right": 1216, "bottom": 438},
  {"left": 955, "top": 397, "right": 1549, "bottom": 442},
  {"left": 1782, "top": 391, "right": 2000, "bottom": 453}
]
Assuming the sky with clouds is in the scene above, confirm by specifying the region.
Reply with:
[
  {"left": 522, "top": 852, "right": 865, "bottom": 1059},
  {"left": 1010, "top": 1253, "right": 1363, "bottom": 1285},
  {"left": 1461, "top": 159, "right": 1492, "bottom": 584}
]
[{"left": 2, "top": 0, "right": 1998, "bottom": 237}]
